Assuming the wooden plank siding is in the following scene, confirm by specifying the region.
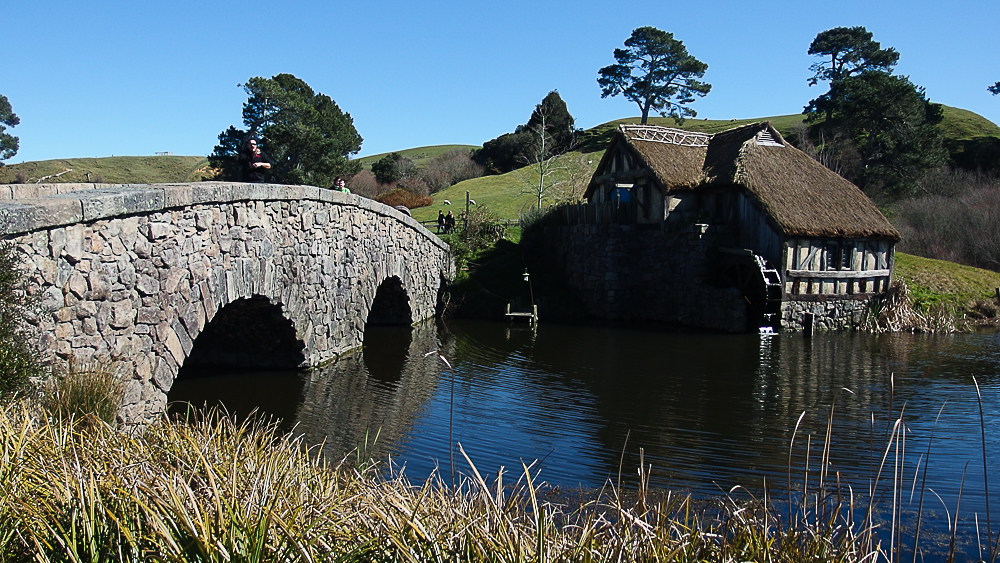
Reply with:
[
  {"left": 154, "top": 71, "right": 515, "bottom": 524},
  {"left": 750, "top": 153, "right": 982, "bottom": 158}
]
[
  {"left": 737, "top": 192, "right": 782, "bottom": 267},
  {"left": 782, "top": 238, "right": 893, "bottom": 296}
]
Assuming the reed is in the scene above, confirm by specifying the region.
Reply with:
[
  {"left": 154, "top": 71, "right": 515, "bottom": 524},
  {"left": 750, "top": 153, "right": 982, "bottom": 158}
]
[
  {"left": 0, "top": 398, "right": 896, "bottom": 563},
  {"left": 6, "top": 372, "right": 998, "bottom": 563}
]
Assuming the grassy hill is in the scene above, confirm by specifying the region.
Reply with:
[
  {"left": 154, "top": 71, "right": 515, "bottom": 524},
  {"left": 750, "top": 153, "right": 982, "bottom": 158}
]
[
  {"left": 0, "top": 156, "right": 215, "bottom": 184},
  {"left": 410, "top": 106, "right": 1000, "bottom": 224},
  {"left": 4, "top": 106, "right": 996, "bottom": 222},
  {"left": 355, "top": 145, "right": 478, "bottom": 170}
]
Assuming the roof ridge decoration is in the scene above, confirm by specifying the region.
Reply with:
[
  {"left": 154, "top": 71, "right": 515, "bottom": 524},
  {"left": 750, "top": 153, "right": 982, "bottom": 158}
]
[{"left": 618, "top": 124, "right": 710, "bottom": 147}]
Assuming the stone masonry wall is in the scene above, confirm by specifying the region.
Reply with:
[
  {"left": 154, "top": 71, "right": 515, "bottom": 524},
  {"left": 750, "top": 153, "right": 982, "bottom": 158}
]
[
  {"left": 545, "top": 223, "right": 746, "bottom": 332},
  {"left": 0, "top": 183, "right": 453, "bottom": 425},
  {"left": 780, "top": 295, "right": 871, "bottom": 331}
]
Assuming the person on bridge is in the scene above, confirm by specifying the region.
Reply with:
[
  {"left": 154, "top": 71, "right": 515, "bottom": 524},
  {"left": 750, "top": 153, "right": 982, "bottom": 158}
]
[
  {"left": 332, "top": 177, "right": 351, "bottom": 193},
  {"left": 437, "top": 210, "right": 445, "bottom": 233},
  {"left": 240, "top": 138, "right": 271, "bottom": 182}
]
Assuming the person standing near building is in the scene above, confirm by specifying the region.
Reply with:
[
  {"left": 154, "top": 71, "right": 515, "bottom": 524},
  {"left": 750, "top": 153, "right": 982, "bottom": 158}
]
[
  {"left": 437, "top": 210, "right": 445, "bottom": 233},
  {"left": 240, "top": 138, "right": 271, "bottom": 182}
]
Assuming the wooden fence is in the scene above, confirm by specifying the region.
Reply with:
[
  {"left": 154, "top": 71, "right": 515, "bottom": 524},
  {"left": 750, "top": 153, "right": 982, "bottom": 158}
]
[{"left": 560, "top": 201, "right": 638, "bottom": 226}]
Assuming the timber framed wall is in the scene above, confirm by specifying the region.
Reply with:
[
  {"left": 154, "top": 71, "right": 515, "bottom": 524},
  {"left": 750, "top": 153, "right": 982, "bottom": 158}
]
[{"left": 782, "top": 238, "right": 894, "bottom": 296}]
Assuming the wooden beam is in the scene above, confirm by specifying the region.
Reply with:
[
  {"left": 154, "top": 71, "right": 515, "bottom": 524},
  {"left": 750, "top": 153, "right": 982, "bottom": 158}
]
[{"left": 786, "top": 269, "right": 891, "bottom": 279}]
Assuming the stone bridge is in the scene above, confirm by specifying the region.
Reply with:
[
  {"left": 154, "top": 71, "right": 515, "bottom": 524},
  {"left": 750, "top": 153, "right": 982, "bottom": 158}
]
[{"left": 0, "top": 182, "right": 454, "bottom": 424}]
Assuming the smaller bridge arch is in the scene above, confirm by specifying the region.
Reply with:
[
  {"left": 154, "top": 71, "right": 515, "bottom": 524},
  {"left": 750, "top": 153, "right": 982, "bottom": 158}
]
[
  {"left": 0, "top": 182, "right": 454, "bottom": 425},
  {"left": 368, "top": 276, "right": 413, "bottom": 326}
]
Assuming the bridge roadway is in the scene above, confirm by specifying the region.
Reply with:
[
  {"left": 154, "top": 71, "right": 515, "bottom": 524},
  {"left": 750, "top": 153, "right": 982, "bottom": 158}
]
[{"left": 0, "top": 182, "right": 454, "bottom": 425}]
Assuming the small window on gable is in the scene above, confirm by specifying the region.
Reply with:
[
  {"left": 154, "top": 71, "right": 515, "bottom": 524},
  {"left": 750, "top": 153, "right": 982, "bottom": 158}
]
[{"left": 756, "top": 129, "right": 784, "bottom": 147}]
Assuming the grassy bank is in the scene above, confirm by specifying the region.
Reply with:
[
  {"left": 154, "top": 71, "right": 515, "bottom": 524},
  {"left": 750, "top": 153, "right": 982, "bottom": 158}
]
[
  {"left": 0, "top": 399, "right": 891, "bottom": 562},
  {"left": 0, "top": 156, "right": 215, "bottom": 184},
  {"left": 893, "top": 252, "right": 1000, "bottom": 327}
]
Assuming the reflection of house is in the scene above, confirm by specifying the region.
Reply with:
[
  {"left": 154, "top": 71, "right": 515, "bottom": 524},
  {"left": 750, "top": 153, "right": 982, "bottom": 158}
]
[{"left": 564, "top": 122, "right": 900, "bottom": 330}]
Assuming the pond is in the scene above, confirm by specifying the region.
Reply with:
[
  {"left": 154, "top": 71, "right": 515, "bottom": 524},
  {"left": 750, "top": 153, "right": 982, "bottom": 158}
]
[{"left": 171, "top": 319, "right": 1000, "bottom": 560}]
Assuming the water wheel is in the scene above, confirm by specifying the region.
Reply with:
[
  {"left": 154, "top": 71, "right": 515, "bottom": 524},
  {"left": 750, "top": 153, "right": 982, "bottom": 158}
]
[{"left": 720, "top": 254, "right": 782, "bottom": 331}]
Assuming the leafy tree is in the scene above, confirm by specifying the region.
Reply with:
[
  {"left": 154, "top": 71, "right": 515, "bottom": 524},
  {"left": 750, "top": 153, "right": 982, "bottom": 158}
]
[
  {"left": 0, "top": 95, "right": 20, "bottom": 163},
  {"left": 831, "top": 72, "right": 947, "bottom": 198},
  {"left": 990, "top": 82, "right": 1000, "bottom": 95},
  {"left": 805, "top": 26, "right": 899, "bottom": 121},
  {"left": 515, "top": 99, "right": 577, "bottom": 209},
  {"left": 210, "top": 74, "right": 362, "bottom": 186},
  {"left": 371, "top": 152, "right": 416, "bottom": 184},
  {"left": 518, "top": 91, "right": 576, "bottom": 154},
  {"left": 475, "top": 91, "right": 579, "bottom": 174},
  {"left": 475, "top": 131, "right": 531, "bottom": 174},
  {"left": 802, "top": 29, "right": 945, "bottom": 199},
  {"left": 597, "top": 27, "right": 711, "bottom": 124}
]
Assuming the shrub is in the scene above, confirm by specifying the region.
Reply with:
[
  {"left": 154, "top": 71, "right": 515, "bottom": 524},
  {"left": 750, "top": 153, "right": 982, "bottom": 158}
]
[
  {"left": 423, "top": 149, "right": 483, "bottom": 190},
  {"left": 377, "top": 188, "right": 433, "bottom": 209},
  {"left": 41, "top": 359, "right": 124, "bottom": 425},
  {"left": 371, "top": 152, "right": 416, "bottom": 184},
  {"left": 14, "top": 169, "right": 26, "bottom": 183},
  {"left": 396, "top": 176, "right": 430, "bottom": 196},
  {"left": 439, "top": 206, "right": 507, "bottom": 276},
  {"left": 0, "top": 242, "right": 44, "bottom": 400},
  {"left": 346, "top": 170, "right": 386, "bottom": 199},
  {"left": 893, "top": 183, "right": 1000, "bottom": 271},
  {"left": 460, "top": 205, "right": 507, "bottom": 252}
]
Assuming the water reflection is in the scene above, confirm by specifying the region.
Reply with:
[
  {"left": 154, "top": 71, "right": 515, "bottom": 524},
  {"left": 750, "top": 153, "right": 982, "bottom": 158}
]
[
  {"left": 168, "top": 320, "right": 1000, "bottom": 557},
  {"left": 292, "top": 321, "right": 451, "bottom": 463}
]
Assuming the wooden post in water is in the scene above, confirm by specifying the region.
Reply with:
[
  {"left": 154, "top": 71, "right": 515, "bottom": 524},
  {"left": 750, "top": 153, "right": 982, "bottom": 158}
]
[{"left": 803, "top": 312, "right": 814, "bottom": 337}]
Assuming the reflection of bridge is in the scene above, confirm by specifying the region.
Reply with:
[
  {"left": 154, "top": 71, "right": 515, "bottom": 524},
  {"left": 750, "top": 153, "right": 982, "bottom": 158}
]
[{"left": 0, "top": 183, "right": 454, "bottom": 424}]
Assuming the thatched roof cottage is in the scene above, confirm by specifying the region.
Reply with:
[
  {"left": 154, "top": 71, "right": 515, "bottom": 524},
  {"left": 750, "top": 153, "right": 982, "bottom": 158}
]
[{"left": 582, "top": 122, "right": 899, "bottom": 329}]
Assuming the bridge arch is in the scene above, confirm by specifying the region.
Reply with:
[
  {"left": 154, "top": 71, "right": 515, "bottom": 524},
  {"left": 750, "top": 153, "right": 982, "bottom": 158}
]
[
  {"left": 368, "top": 276, "right": 413, "bottom": 326},
  {"left": 183, "top": 295, "right": 305, "bottom": 370},
  {"left": 0, "top": 182, "right": 454, "bottom": 425}
]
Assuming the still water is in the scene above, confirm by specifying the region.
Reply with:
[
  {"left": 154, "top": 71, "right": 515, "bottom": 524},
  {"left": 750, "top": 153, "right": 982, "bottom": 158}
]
[{"left": 172, "top": 320, "right": 1000, "bottom": 555}]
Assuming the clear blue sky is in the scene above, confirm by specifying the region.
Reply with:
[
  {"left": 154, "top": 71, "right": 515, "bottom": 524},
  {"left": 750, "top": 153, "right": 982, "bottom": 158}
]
[{"left": 5, "top": 0, "right": 998, "bottom": 163}]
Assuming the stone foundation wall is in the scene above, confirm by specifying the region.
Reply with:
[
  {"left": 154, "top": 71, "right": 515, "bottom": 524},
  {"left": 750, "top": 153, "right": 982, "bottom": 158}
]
[
  {"left": 780, "top": 294, "right": 872, "bottom": 331},
  {"left": 545, "top": 223, "right": 746, "bottom": 332},
  {"left": 1, "top": 183, "right": 453, "bottom": 425}
]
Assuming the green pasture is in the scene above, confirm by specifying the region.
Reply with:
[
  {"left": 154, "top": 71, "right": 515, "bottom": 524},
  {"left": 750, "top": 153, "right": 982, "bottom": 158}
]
[
  {"left": 355, "top": 144, "right": 479, "bottom": 170},
  {"left": 0, "top": 155, "right": 213, "bottom": 184},
  {"left": 894, "top": 252, "right": 1000, "bottom": 312}
]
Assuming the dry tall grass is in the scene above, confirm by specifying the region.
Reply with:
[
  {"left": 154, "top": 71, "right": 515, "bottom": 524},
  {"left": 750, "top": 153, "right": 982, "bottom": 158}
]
[
  {"left": 861, "top": 280, "right": 958, "bottom": 333},
  {"left": 0, "top": 402, "right": 892, "bottom": 562}
]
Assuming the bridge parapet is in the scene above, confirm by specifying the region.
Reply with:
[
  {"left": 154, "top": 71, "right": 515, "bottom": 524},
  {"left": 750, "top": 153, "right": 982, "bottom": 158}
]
[{"left": 1, "top": 183, "right": 453, "bottom": 425}]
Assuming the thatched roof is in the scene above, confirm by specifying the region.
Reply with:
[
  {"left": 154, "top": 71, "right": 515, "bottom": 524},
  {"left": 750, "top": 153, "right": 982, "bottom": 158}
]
[{"left": 587, "top": 122, "right": 900, "bottom": 240}]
